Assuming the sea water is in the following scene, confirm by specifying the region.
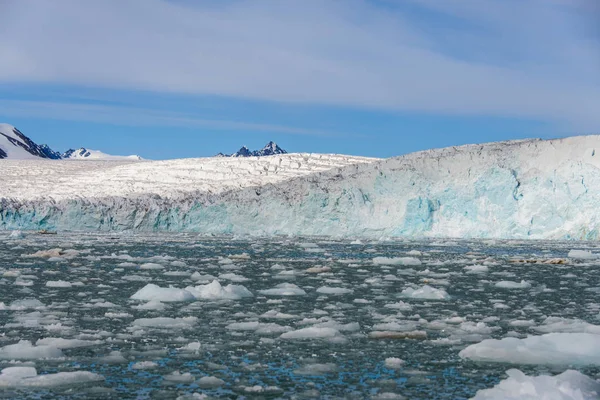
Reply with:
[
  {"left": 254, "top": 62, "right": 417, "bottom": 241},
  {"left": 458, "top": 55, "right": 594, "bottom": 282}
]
[{"left": 1, "top": 232, "right": 599, "bottom": 399}]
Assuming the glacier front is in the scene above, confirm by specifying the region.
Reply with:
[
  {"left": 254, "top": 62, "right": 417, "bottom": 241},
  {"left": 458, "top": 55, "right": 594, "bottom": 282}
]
[{"left": 2, "top": 136, "right": 600, "bottom": 239}]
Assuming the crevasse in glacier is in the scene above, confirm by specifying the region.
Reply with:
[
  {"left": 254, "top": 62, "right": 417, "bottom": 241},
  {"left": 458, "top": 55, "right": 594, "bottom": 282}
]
[{"left": 2, "top": 136, "right": 600, "bottom": 239}]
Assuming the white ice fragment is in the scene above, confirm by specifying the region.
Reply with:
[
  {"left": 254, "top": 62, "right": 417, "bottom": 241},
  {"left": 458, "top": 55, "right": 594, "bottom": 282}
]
[
  {"left": 316, "top": 286, "right": 353, "bottom": 295},
  {"left": 401, "top": 285, "right": 449, "bottom": 300},
  {"left": 46, "top": 280, "right": 72, "bottom": 288},
  {"left": 464, "top": 265, "right": 489, "bottom": 273},
  {"left": 495, "top": 280, "right": 531, "bottom": 289},
  {"left": 258, "top": 283, "right": 306, "bottom": 296},
  {"left": 373, "top": 257, "right": 422, "bottom": 266},
  {"left": 130, "top": 284, "right": 195, "bottom": 302},
  {"left": 0, "top": 366, "right": 102, "bottom": 388},
  {"left": 132, "top": 317, "right": 198, "bottom": 329},
  {"left": 568, "top": 250, "right": 597, "bottom": 260},
  {"left": 280, "top": 327, "right": 342, "bottom": 340},
  {"left": 471, "top": 369, "right": 600, "bottom": 400},
  {"left": 384, "top": 358, "right": 405, "bottom": 369},
  {"left": 459, "top": 333, "right": 600, "bottom": 365},
  {"left": 139, "top": 263, "right": 164, "bottom": 270},
  {"left": 0, "top": 340, "right": 63, "bottom": 360},
  {"left": 197, "top": 376, "right": 225, "bottom": 388},
  {"left": 185, "top": 280, "right": 253, "bottom": 300},
  {"left": 132, "top": 361, "right": 158, "bottom": 370}
]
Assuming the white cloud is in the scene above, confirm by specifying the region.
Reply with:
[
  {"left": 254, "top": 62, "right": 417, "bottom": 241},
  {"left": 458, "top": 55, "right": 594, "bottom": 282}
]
[
  {"left": 0, "top": 99, "right": 340, "bottom": 136},
  {"left": 0, "top": 0, "right": 598, "bottom": 128}
]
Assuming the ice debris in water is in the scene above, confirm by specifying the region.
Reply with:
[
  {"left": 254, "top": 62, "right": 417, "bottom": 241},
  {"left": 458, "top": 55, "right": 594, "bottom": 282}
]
[
  {"left": 258, "top": 283, "right": 306, "bottom": 296},
  {"left": 132, "top": 317, "right": 198, "bottom": 329},
  {"left": 280, "top": 327, "right": 342, "bottom": 340},
  {"left": 0, "top": 340, "right": 63, "bottom": 360},
  {"left": 8, "top": 230, "right": 25, "bottom": 239},
  {"left": 459, "top": 333, "right": 600, "bottom": 366},
  {"left": 494, "top": 280, "right": 531, "bottom": 289},
  {"left": 401, "top": 285, "right": 449, "bottom": 300},
  {"left": 130, "top": 284, "right": 196, "bottom": 302},
  {"left": 0, "top": 367, "right": 103, "bottom": 388},
  {"left": 372, "top": 257, "right": 422, "bottom": 266},
  {"left": 316, "top": 286, "right": 353, "bottom": 295},
  {"left": 384, "top": 358, "right": 405, "bottom": 369},
  {"left": 567, "top": 249, "right": 597, "bottom": 260},
  {"left": 184, "top": 280, "right": 253, "bottom": 300},
  {"left": 471, "top": 369, "right": 600, "bottom": 400}
]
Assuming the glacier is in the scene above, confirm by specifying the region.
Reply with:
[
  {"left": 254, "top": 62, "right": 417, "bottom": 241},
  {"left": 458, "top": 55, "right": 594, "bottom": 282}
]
[{"left": 2, "top": 135, "right": 600, "bottom": 239}]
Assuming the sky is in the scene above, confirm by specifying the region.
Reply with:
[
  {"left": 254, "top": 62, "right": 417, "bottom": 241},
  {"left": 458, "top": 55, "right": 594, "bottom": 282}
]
[{"left": 0, "top": 0, "right": 598, "bottom": 159}]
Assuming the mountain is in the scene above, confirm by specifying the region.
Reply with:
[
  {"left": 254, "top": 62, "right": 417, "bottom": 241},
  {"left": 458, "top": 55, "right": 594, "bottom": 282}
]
[
  {"left": 0, "top": 124, "right": 62, "bottom": 160},
  {"left": 217, "top": 141, "right": 288, "bottom": 157},
  {"left": 62, "top": 147, "right": 143, "bottom": 161},
  {"left": 0, "top": 123, "right": 143, "bottom": 161}
]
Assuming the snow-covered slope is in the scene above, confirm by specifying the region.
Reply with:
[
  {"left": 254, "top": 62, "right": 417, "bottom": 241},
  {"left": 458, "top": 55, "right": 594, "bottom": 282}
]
[
  {"left": 2, "top": 135, "right": 600, "bottom": 240},
  {"left": 0, "top": 124, "right": 61, "bottom": 160},
  {"left": 62, "top": 147, "right": 143, "bottom": 161}
]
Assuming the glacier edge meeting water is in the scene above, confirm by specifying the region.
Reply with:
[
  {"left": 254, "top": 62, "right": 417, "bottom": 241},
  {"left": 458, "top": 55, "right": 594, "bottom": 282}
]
[{"left": 2, "top": 135, "right": 600, "bottom": 240}]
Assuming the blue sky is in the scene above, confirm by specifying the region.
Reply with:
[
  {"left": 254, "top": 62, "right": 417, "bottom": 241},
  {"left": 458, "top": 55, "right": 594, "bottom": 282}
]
[{"left": 0, "top": 0, "right": 598, "bottom": 159}]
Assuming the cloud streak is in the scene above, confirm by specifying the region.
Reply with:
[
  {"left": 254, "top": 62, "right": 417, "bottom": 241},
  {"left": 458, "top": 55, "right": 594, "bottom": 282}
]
[
  {"left": 0, "top": 0, "right": 598, "bottom": 129},
  {"left": 0, "top": 99, "right": 344, "bottom": 136}
]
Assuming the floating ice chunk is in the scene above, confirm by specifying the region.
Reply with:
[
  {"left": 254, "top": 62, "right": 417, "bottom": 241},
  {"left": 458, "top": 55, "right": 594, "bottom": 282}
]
[
  {"left": 185, "top": 280, "right": 253, "bottom": 300},
  {"left": 197, "top": 376, "right": 225, "bottom": 388},
  {"left": 373, "top": 257, "right": 422, "bottom": 266},
  {"left": 218, "top": 273, "right": 249, "bottom": 282},
  {"left": 0, "top": 340, "right": 63, "bottom": 360},
  {"left": 316, "top": 286, "right": 353, "bottom": 295},
  {"left": 132, "top": 317, "right": 198, "bottom": 329},
  {"left": 568, "top": 250, "right": 597, "bottom": 260},
  {"left": 0, "top": 366, "right": 103, "bottom": 388},
  {"left": 372, "top": 393, "right": 406, "bottom": 400},
  {"left": 164, "top": 371, "right": 195, "bottom": 383},
  {"left": 7, "top": 299, "right": 44, "bottom": 310},
  {"left": 130, "top": 284, "right": 195, "bottom": 302},
  {"left": 533, "top": 317, "right": 600, "bottom": 334},
  {"left": 465, "top": 265, "right": 489, "bottom": 274},
  {"left": 401, "top": 285, "right": 449, "bottom": 300},
  {"left": 178, "top": 342, "right": 201, "bottom": 352},
  {"left": 190, "top": 272, "right": 216, "bottom": 282},
  {"left": 258, "top": 283, "right": 306, "bottom": 296},
  {"left": 495, "top": 280, "right": 531, "bottom": 289},
  {"left": 226, "top": 321, "right": 291, "bottom": 335},
  {"left": 26, "top": 248, "right": 79, "bottom": 259},
  {"left": 8, "top": 230, "right": 25, "bottom": 239},
  {"left": 305, "top": 266, "right": 331, "bottom": 273},
  {"left": 132, "top": 361, "right": 158, "bottom": 370},
  {"left": 280, "top": 327, "right": 342, "bottom": 340},
  {"left": 384, "top": 358, "right": 405, "bottom": 369},
  {"left": 471, "top": 369, "right": 600, "bottom": 400},
  {"left": 46, "top": 280, "right": 72, "bottom": 288},
  {"left": 139, "top": 263, "right": 164, "bottom": 270},
  {"left": 294, "top": 363, "right": 338, "bottom": 375},
  {"left": 459, "top": 333, "right": 600, "bottom": 365},
  {"left": 260, "top": 310, "right": 298, "bottom": 319},
  {"left": 36, "top": 338, "right": 102, "bottom": 349},
  {"left": 508, "top": 320, "right": 536, "bottom": 328}
]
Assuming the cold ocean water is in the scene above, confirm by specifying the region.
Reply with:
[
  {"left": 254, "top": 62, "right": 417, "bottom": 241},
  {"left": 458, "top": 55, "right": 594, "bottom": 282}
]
[{"left": 1, "top": 232, "right": 600, "bottom": 399}]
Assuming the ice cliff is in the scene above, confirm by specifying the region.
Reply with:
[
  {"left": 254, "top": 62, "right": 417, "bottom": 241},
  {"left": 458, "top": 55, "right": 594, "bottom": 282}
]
[{"left": 2, "top": 135, "right": 600, "bottom": 240}]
